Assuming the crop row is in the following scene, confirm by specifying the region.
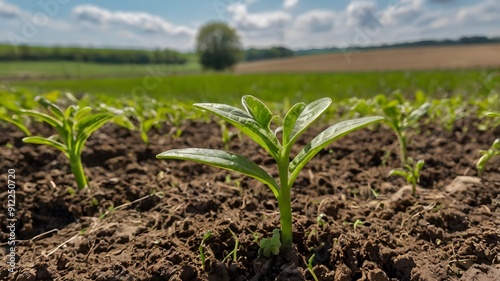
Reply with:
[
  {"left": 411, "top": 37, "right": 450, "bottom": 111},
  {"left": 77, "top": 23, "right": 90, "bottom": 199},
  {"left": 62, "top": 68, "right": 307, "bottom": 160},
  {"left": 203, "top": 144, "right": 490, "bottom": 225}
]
[{"left": 0, "top": 87, "right": 499, "bottom": 260}]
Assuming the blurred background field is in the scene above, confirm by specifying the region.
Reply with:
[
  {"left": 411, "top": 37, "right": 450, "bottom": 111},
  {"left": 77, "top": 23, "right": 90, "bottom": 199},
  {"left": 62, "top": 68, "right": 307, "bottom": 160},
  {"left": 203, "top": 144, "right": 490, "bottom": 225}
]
[{"left": 3, "top": 70, "right": 498, "bottom": 105}]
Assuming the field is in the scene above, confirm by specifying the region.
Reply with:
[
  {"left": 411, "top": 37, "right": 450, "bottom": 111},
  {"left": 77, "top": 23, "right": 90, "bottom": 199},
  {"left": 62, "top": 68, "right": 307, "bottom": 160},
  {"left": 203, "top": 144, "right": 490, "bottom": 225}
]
[
  {"left": 3, "top": 70, "right": 496, "bottom": 105},
  {"left": 0, "top": 53, "right": 200, "bottom": 80},
  {"left": 235, "top": 45, "right": 500, "bottom": 73},
  {"left": 0, "top": 46, "right": 499, "bottom": 280}
]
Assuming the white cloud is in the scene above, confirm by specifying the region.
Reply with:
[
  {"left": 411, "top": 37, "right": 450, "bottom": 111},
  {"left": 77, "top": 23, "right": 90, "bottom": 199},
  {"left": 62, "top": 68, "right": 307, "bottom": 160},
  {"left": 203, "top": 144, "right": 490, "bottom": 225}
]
[
  {"left": 0, "top": 0, "right": 499, "bottom": 51},
  {"left": 0, "top": 0, "right": 22, "bottom": 19},
  {"left": 227, "top": 3, "right": 291, "bottom": 31},
  {"left": 72, "top": 5, "right": 195, "bottom": 37},
  {"left": 345, "top": 1, "right": 377, "bottom": 27},
  {"left": 283, "top": 0, "right": 299, "bottom": 9},
  {"left": 295, "top": 10, "right": 335, "bottom": 32},
  {"left": 379, "top": 0, "right": 424, "bottom": 26},
  {"left": 456, "top": 0, "right": 500, "bottom": 23}
]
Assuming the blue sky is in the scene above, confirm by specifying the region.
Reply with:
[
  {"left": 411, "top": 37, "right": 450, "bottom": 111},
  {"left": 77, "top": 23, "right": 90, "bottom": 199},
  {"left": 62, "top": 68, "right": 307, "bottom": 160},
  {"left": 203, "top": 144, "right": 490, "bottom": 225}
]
[{"left": 0, "top": 0, "right": 499, "bottom": 51}]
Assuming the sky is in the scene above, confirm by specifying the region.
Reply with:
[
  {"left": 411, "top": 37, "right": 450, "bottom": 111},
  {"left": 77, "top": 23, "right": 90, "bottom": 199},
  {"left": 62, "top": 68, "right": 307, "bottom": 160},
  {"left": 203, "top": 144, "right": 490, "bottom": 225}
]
[{"left": 0, "top": 0, "right": 499, "bottom": 51}]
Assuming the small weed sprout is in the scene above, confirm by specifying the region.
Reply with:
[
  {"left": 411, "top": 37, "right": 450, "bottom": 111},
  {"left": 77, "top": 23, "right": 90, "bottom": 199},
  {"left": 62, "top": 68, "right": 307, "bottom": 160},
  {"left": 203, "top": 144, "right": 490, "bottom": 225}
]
[
  {"left": 259, "top": 229, "right": 281, "bottom": 257},
  {"left": 21, "top": 96, "right": 113, "bottom": 190},
  {"left": 157, "top": 95, "right": 383, "bottom": 252},
  {"left": 222, "top": 228, "right": 240, "bottom": 263},
  {"left": 381, "top": 95, "right": 429, "bottom": 196},
  {"left": 476, "top": 139, "right": 500, "bottom": 177},
  {"left": 389, "top": 158, "right": 425, "bottom": 196},
  {"left": 199, "top": 230, "right": 212, "bottom": 270},
  {"left": 316, "top": 213, "right": 327, "bottom": 227},
  {"left": 381, "top": 97, "right": 430, "bottom": 165},
  {"left": 307, "top": 254, "right": 319, "bottom": 281}
]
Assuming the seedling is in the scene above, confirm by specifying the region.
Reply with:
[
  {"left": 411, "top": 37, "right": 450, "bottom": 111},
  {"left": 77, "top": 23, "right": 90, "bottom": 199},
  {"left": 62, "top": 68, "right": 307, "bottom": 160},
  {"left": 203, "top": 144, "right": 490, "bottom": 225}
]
[
  {"left": 476, "top": 139, "right": 500, "bottom": 177},
  {"left": 307, "top": 254, "right": 319, "bottom": 281},
  {"left": 21, "top": 96, "right": 113, "bottom": 190},
  {"left": 343, "top": 219, "right": 365, "bottom": 231},
  {"left": 259, "top": 228, "right": 281, "bottom": 257},
  {"left": 199, "top": 230, "right": 212, "bottom": 270},
  {"left": 389, "top": 158, "right": 425, "bottom": 196},
  {"left": 380, "top": 97, "right": 430, "bottom": 165},
  {"left": 222, "top": 228, "right": 239, "bottom": 263},
  {"left": 157, "top": 95, "right": 383, "bottom": 251},
  {"left": 316, "top": 213, "right": 327, "bottom": 227}
]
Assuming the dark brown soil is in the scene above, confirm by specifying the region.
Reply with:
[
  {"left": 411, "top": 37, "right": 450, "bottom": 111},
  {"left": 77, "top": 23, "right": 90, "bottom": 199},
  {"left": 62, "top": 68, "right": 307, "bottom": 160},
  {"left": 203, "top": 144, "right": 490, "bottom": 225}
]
[{"left": 1, "top": 117, "right": 499, "bottom": 281}]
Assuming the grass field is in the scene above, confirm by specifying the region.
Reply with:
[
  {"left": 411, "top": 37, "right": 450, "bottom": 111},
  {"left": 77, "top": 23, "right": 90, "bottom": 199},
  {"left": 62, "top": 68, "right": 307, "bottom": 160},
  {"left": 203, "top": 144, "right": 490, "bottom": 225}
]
[
  {"left": 0, "top": 54, "right": 201, "bottom": 79},
  {"left": 235, "top": 44, "right": 500, "bottom": 73},
  {"left": 5, "top": 70, "right": 497, "bottom": 104},
  {"left": 2, "top": 45, "right": 499, "bottom": 106}
]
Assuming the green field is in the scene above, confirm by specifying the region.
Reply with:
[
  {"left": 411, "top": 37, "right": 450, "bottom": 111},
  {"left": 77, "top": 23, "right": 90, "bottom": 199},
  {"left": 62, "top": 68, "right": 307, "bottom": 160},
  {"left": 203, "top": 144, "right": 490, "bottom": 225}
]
[
  {"left": 0, "top": 54, "right": 201, "bottom": 79},
  {"left": 4, "top": 69, "right": 498, "bottom": 104}
]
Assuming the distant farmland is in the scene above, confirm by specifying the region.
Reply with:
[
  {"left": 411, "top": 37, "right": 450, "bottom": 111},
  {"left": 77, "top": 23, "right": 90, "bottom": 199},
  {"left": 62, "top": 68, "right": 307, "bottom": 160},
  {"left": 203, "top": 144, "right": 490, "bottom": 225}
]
[{"left": 234, "top": 44, "right": 500, "bottom": 73}]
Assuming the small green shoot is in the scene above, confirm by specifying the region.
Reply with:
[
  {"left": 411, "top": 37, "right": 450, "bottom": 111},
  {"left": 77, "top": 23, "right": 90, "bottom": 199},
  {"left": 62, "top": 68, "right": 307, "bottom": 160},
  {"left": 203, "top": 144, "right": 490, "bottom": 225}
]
[
  {"left": 199, "top": 230, "right": 212, "bottom": 270},
  {"left": 307, "top": 254, "right": 319, "bottom": 281},
  {"left": 389, "top": 158, "right": 425, "bottom": 196},
  {"left": 476, "top": 139, "right": 500, "bottom": 177},
  {"left": 381, "top": 97, "right": 430, "bottom": 165},
  {"left": 157, "top": 95, "right": 383, "bottom": 249},
  {"left": 21, "top": 96, "right": 113, "bottom": 190},
  {"left": 98, "top": 205, "right": 116, "bottom": 221},
  {"left": 316, "top": 213, "right": 327, "bottom": 227},
  {"left": 222, "top": 228, "right": 239, "bottom": 263},
  {"left": 259, "top": 229, "right": 281, "bottom": 257},
  {"left": 343, "top": 219, "right": 365, "bottom": 231}
]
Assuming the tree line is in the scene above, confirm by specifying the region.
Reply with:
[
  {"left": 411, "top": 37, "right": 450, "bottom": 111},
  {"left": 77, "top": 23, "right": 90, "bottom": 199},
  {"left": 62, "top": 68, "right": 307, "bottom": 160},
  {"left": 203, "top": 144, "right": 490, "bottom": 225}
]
[
  {"left": 245, "top": 47, "right": 294, "bottom": 62},
  {"left": 0, "top": 45, "right": 187, "bottom": 64}
]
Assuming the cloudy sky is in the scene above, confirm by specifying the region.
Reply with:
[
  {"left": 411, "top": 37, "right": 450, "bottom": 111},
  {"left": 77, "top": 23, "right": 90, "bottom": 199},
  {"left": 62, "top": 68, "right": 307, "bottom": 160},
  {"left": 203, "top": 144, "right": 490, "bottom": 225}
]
[{"left": 0, "top": 0, "right": 498, "bottom": 51}]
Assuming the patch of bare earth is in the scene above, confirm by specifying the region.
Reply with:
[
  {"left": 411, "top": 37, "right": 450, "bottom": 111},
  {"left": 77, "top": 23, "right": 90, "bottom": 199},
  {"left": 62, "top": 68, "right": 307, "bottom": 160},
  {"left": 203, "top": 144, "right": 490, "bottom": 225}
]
[
  {"left": 234, "top": 44, "right": 500, "bottom": 73},
  {"left": 0, "top": 118, "right": 499, "bottom": 280}
]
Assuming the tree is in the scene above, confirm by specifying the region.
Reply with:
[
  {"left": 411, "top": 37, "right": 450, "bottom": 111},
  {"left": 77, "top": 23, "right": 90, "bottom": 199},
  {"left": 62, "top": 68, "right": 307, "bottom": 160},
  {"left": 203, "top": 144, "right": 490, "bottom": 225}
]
[{"left": 196, "top": 22, "right": 242, "bottom": 71}]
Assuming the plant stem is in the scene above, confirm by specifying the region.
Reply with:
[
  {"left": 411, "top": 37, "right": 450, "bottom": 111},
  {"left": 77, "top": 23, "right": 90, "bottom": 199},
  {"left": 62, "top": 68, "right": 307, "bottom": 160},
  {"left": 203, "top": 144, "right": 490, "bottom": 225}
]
[
  {"left": 397, "top": 132, "right": 407, "bottom": 165},
  {"left": 278, "top": 155, "right": 293, "bottom": 248},
  {"left": 69, "top": 153, "right": 88, "bottom": 190}
]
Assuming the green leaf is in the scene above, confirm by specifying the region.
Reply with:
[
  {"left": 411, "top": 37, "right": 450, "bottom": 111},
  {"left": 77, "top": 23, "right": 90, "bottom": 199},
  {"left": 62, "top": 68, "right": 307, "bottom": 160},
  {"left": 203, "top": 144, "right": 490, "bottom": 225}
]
[
  {"left": 75, "top": 114, "right": 113, "bottom": 154},
  {"left": 194, "top": 103, "right": 280, "bottom": 159},
  {"left": 35, "top": 96, "right": 65, "bottom": 120},
  {"left": 21, "top": 109, "right": 62, "bottom": 128},
  {"left": 283, "top": 98, "right": 331, "bottom": 147},
  {"left": 157, "top": 148, "right": 280, "bottom": 198},
  {"left": 259, "top": 229, "right": 281, "bottom": 257},
  {"left": 76, "top": 113, "right": 113, "bottom": 135},
  {"left": 415, "top": 159, "right": 425, "bottom": 171},
  {"left": 289, "top": 116, "right": 384, "bottom": 185},
  {"left": 241, "top": 95, "right": 274, "bottom": 128},
  {"left": 23, "top": 136, "right": 68, "bottom": 155},
  {"left": 388, "top": 168, "right": 408, "bottom": 178},
  {"left": 406, "top": 102, "right": 430, "bottom": 126},
  {"left": 0, "top": 115, "right": 31, "bottom": 136},
  {"left": 74, "top": 106, "right": 93, "bottom": 121}
]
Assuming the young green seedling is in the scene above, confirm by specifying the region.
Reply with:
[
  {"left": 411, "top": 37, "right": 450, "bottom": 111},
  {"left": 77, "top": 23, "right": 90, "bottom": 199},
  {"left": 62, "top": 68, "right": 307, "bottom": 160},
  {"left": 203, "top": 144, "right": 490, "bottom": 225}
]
[
  {"left": 259, "top": 228, "right": 282, "bottom": 257},
  {"left": 199, "top": 230, "right": 212, "bottom": 270},
  {"left": 307, "top": 254, "right": 319, "bottom": 281},
  {"left": 389, "top": 158, "right": 425, "bottom": 196},
  {"left": 476, "top": 138, "right": 500, "bottom": 177},
  {"left": 380, "top": 97, "right": 430, "bottom": 165},
  {"left": 222, "top": 228, "right": 239, "bottom": 263},
  {"left": 21, "top": 96, "right": 113, "bottom": 190},
  {"left": 157, "top": 95, "right": 383, "bottom": 251}
]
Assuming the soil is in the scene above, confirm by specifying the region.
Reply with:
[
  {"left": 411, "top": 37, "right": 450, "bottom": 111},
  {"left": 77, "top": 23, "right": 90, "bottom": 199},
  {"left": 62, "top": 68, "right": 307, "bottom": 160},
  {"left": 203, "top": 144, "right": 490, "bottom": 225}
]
[
  {"left": 234, "top": 44, "right": 500, "bottom": 73},
  {"left": 0, "top": 117, "right": 499, "bottom": 281}
]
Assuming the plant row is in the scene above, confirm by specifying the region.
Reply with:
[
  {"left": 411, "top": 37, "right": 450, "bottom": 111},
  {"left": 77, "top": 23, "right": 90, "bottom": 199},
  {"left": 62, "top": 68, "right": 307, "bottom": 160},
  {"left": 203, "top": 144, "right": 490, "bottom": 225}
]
[{"left": 0, "top": 88, "right": 498, "bottom": 259}]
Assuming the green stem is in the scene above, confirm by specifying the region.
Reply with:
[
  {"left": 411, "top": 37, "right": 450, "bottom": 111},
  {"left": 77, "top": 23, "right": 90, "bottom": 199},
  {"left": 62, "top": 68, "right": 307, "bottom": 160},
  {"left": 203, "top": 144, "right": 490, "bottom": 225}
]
[
  {"left": 397, "top": 132, "right": 407, "bottom": 165},
  {"left": 277, "top": 155, "right": 293, "bottom": 248},
  {"left": 69, "top": 153, "right": 88, "bottom": 190}
]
